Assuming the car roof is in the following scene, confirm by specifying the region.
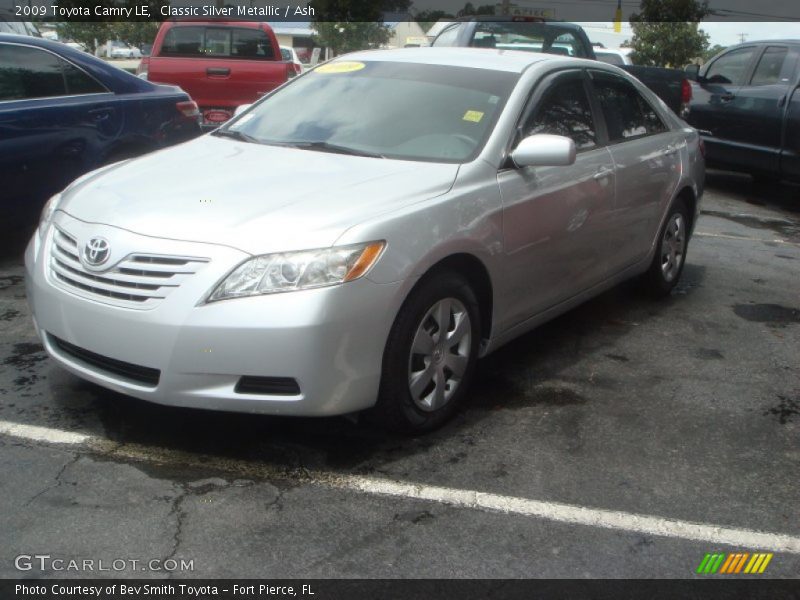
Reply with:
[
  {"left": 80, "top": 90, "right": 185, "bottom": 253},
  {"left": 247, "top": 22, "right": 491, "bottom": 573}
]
[{"left": 340, "top": 47, "right": 564, "bottom": 73}]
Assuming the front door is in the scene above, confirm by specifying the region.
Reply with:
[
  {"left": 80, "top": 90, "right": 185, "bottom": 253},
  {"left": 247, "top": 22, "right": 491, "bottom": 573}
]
[{"left": 497, "top": 70, "right": 615, "bottom": 327}]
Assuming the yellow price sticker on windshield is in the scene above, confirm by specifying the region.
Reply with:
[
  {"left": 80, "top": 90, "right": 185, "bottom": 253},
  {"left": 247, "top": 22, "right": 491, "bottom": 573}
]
[
  {"left": 315, "top": 61, "right": 366, "bottom": 74},
  {"left": 463, "top": 110, "right": 484, "bottom": 123}
]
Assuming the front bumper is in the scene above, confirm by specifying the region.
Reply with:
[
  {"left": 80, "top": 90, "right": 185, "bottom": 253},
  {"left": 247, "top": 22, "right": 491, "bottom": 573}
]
[{"left": 25, "top": 215, "right": 403, "bottom": 416}]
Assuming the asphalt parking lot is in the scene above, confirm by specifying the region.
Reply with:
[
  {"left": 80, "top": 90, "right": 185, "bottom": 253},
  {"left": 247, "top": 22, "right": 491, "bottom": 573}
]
[{"left": 0, "top": 170, "right": 798, "bottom": 579}]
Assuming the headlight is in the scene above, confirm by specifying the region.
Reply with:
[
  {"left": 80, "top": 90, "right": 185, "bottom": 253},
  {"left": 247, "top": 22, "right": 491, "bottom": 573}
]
[
  {"left": 206, "top": 241, "right": 385, "bottom": 303},
  {"left": 38, "top": 194, "right": 61, "bottom": 239}
]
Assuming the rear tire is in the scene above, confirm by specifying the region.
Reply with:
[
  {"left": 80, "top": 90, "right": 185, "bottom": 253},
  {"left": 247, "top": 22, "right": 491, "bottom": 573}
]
[
  {"left": 642, "top": 198, "right": 690, "bottom": 297},
  {"left": 371, "top": 272, "right": 481, "bottom": 434}
]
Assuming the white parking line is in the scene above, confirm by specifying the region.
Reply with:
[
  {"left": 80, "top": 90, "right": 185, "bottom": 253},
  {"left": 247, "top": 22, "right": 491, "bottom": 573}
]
[
  {"left": 695, "top": 231, "right": 799, "bottom": 246},
  {"left": 3, "top": 419, "right": 800, "bottom": 554},
  {"left": 0, "top": 420, "right": 91, "bottom": 445}
]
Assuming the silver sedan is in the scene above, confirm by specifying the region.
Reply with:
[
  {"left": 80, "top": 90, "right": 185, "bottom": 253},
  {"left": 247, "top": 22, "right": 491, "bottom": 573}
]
[{"left": 26, "top": 48, "right": 704, "bottom": 432}]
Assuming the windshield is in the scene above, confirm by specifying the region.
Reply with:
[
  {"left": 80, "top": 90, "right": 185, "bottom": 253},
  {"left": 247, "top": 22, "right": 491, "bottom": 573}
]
[{"left": 221, "top": 60, "right": 518, "bottom": 163}]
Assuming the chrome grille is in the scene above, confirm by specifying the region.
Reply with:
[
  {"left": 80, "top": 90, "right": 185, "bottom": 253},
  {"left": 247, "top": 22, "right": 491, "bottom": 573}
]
[{"left": 49, "top": 228, "right": 209, "bottom": 309}]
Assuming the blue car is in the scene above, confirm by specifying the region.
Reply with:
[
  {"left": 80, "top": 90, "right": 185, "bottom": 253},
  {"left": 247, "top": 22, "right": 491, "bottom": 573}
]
[{"left": 0, "top": 33, "right": 202, "bottom": 228}]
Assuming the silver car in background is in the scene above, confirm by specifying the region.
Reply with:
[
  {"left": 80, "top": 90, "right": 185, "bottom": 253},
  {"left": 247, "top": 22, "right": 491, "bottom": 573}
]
[{"left": 26, "top": 48, "right": 704, "bottom": 432}]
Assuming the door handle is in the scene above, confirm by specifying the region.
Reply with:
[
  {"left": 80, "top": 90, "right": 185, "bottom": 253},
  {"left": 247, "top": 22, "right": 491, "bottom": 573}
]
[
  {"left": 664, "top": 145, "right": 679, "bottom": 156},
  {"left": 206, "top": 67, "right": 231, "bottom": 76},
  {"left": 593, "top": 168, "right": 614, "bottom": 180},
  {"left": 719, "top": 93, "right": 735, "bottom": 102},
  {"left": 88, "top": 108, "right": 112, "bottom": 121}
]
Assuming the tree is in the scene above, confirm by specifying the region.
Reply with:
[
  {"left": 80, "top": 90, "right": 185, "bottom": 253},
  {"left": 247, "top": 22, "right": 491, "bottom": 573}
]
[
  {"left": 414, "top": 9, "right": 452, "bottom": 33},
  {"left": 313, "top": 22, "right": 393, "bottom": 55},
  {"left": 456, "top": 3, "right": 495, "bottom": 17},
  {"left": 701, "top": 43, "right": 727, "bottom": 63},
  {"left": 113, "top": 22, "right": 160, "bottom": 49},
  {"left": 311, "top": 0, "right": 411, "bottom": 56},
  {"left": 627, "top": 0, "right": 710, "bottom": 67},
  {"left": 54, "top": 22, "right": 113, "bottom": 54}
]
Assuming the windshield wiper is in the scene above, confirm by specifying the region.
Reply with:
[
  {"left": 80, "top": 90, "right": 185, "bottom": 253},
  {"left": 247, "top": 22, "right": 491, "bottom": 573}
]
[
  {"left": 212, "top": 129, "right": 261, "bottom": 144},
  {"left": 282, "top": 141, "right": 386, "bottom": 159}
]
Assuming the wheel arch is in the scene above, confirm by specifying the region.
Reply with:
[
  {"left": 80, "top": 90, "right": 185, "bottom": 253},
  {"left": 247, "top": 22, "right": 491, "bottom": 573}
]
[{"left": 407, "top": 253, "right": 494, "bottom": 346}]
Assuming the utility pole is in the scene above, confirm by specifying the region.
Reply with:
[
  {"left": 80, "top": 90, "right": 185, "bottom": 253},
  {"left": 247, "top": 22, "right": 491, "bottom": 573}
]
[{"left": 738, "top": 33, "right": 748, "bottom": 43}]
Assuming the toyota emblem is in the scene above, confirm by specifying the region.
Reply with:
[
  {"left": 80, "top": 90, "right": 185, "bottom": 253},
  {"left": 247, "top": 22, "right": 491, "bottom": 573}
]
[{"left": 83, "top": 237, "right": 110, "bottom": 267}]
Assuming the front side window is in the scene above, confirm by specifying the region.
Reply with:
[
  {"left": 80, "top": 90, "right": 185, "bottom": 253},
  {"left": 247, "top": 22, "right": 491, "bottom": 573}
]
[
  {"left": 223, "top": 61, "right": 519, "bottom": 163},
  {"left": 523, "top": 77, "right": 597, "bottom": 150},
  {"left": 161, "top": 26, "right": 275, "bottom": 59},
  {"left": 704, "top": 47, "right": 756, "bottom": 85},
  {"left": 591, "top": 72, "right": 666, "bottom": 142},
  {"left": 750, "top": 46, "right": 789, "bottom": 86}
]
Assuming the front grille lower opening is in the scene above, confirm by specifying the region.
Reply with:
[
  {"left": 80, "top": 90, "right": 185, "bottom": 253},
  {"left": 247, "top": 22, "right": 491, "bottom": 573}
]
[{"left": 50, "top": 335, "right": 160, "bottom": 387}]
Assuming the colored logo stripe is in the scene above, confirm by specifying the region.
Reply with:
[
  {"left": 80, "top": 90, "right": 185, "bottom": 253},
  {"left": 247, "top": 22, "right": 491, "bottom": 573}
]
[{"left": 697, "top": 552, "right": 773, "bottom": 574}]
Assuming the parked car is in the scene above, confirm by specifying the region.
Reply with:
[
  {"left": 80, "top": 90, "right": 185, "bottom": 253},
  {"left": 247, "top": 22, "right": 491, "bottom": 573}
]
[
  {"left": 0, "top": 33, "right": 202, "bottom": 226},
  {"left": 141, "top": 20, "right": 291, "bottom": 127},
  {"left": 108, "top": 41, "right": 142, "bottom": 59},
  {"left": 594, "top": 47, "right": 633, "bottom": 66},
  {"left": 0, "top": 13, "right": 40, "bottom": 37},
  {"left": 432, "top": 18, "right": 692, "bottom": 116},
  {"left": 26, "top": 48, "right": 704, "bottom": 432},
  {"left": 685, "top": 40, "right": 800, "bottom": 183},
  {"left": 281, "top": 45, "right": 304, "bottom": 77}
]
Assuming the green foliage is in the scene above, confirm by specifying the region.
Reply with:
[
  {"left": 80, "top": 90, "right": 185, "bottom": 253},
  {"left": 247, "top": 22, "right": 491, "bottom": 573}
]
[
  {"left": 311, "top": 0, "right": 410, "bottom": 56},
  {"left": 54, "top": 22, "right": 113, "bottom": 54},
  {"left": 113, "top": 22, "right": 160, "bottom": 48},
  {"left": 414, "top": 9, "right": 453, "bottom": 32},
  {"left": 701, "top": 43, "right": 727, "bottom": 63},
  {"left": 628, "top": 0, "right": 711, "bottom": 67},
  {"left": 456, "top": 3, "right": 496, "bottom": 16},
  {"left": 313, "top": 22, "right": 393, "bottom": 55}
]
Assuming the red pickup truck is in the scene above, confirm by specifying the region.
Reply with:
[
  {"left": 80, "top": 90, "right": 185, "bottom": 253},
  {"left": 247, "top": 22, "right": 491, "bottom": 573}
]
[{"left": 139, "top": 21, "right": 291, "bottom": 127}]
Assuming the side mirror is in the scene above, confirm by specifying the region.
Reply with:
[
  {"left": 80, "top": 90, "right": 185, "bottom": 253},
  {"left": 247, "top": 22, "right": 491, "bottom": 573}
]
[
  {"left": 233, "top": 104, "right": 253, "bottom": 118},
  {"left": 510, "top": 134, "right": 576, "bottom": 168},
  {"left": 684, "top": 63, "right": 700, "bottom": 82}
]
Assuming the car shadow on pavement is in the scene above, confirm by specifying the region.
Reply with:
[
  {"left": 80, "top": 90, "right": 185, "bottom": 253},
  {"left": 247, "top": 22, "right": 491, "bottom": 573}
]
[
  {"left": 705, "top": 169, "right": 800, "bottom": 216},
  {"left": 40, "top": 264, "right": 705, "bottom": 478}
]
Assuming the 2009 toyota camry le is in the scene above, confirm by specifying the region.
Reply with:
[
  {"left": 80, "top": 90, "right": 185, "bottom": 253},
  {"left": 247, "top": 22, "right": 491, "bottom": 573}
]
[{"left": 26, "top": 48, "right": 704, "bottom": 433}]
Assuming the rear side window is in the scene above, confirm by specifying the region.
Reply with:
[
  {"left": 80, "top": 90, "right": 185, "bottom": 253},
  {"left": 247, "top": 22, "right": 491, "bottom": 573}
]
[
  {"left": 524, "top": 77, "right": 597, "bottom": 150},
  {"left": 750, "top": 46, "right": 789, "bottom": 86},
  {"left": 591, "top": 71, "right": 666, "bottom": 142},
  {"left": 160, "top": 26, "right": 275, "bottom": 59},
  {"left": 704, "top": 47, "right": 756, "bottom": 85},
  {"left": 0, "top": 44, "right": 106, "bottom": 101}
]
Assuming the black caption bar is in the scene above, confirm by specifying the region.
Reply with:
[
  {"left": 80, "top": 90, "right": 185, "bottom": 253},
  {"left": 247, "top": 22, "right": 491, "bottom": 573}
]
[
  {"left": 2, "top": 580, "right": 800, "bottom": 600},
  {"left": 5, "top": 0, "right": 800, "bottom": 22}
]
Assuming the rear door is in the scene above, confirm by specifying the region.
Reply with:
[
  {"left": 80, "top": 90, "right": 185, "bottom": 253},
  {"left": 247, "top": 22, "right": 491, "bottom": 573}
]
[
  {"left": 0, "top": 42, "right": 118, "bottom": 212},
  {"left": 150, "top": 25, "right": 284, "bottom": 116},
  {"left": 497, "top": 69, "right": 616, "bottom": 322},
  {"left": 588, "top": 70, "right": 682, "bottom": 274}
]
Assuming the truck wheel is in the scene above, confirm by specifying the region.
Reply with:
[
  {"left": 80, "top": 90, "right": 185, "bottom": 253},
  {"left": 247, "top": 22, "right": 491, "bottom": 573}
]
[
  {"left": 372, "top": 272, "right": 481, "bottom": 434},
  {"left": 643, "top": 198, "right": 689, "bottom": 297}
]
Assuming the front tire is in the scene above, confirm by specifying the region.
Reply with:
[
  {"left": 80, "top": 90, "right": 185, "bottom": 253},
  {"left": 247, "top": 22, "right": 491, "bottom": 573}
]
[
  {"left": 643, "top": 198, "right": 689, "bottom": 297},
  {"left": 372, "top": 272, "right": 481, "bottom": 434}
]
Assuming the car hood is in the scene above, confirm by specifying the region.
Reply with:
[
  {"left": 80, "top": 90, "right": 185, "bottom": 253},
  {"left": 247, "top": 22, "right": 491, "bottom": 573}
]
[{"left": 60, "top": 136, "right": 460, "bottom": 255}]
